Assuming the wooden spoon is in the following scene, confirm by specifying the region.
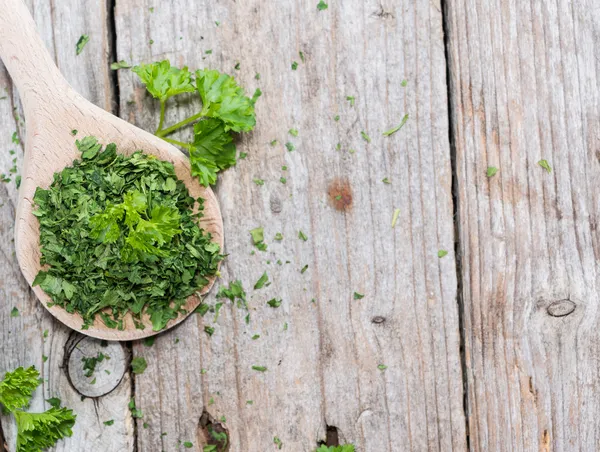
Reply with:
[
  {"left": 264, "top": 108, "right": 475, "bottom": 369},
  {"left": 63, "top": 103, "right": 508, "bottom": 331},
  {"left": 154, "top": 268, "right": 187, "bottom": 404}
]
[{"left": 0, "top": 0, "right": 223, "bottom": 340}]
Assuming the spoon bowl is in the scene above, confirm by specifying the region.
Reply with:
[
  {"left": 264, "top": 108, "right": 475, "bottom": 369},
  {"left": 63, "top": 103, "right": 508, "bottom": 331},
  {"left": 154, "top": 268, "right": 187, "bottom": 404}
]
[{"left": 0, "top": 0, "right": 223, "bottom": 340}]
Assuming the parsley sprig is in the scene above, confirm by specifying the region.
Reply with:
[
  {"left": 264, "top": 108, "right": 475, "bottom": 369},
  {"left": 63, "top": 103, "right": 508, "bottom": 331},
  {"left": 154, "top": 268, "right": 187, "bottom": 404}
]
[{"left": 132, "top": 61, "right": 261, "bottom": 186}]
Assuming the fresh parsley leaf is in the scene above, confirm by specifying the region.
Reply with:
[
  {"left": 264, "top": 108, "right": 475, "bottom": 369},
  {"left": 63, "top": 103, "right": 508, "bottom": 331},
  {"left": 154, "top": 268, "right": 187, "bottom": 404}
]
[
  {"left": 104, "top": 419, "right": 115, "bottom": 426},
  {"left": 254, "top": 272, "right": 269, "bottom": 289},
  {"left": 401, "top": 79, "right": 408, "bottom": 87},
  {"left": 300, "top": 265, "right": 308, "bottom": 274},
  {"left": 378, "top": 364, "right": 388, "bottom": 371},
  {"left": 274, "top": 233, "right": 283, "bottom": 241},
  {"left": 280, "top": 177, "right": 287, "bottom": 184},
  {"left": 0, "top": 366, "right": 40, "bottom": 412},
  {"left": 253, "top": 178, "right": 265, "bottom": 186},
  {"left": 298, "top": 230, "right": 308, "bottom": 241},
  {"left": 189, "top": 118, "right": 236, "bottom": 185},
  {"left": 249, "top": 227, "right": 267, "bottom": 251},
  {"left": 132, "top": 60, "right": 195, "bottom": 101},
  {"left": 291, "top": 61, "right": 298, "bottom": 70},
  {"left": 274, "top": 436, "right": 283, "bottom": 449},
  {"left": 438, "top": 250, "right": 448, "bottom": 258},
  {"left": 317, "top": 0, "right": 328, "bottom": 10},
  {"left": 285, "top": 142, "right": 295, "bottom": 152},
  {"left": 486, "top": 166, "right": 499, "bottom": 178},
  {"left": 315, "top": 445, "right": 355, "bottom": 452},
  {"left": 131, "top": 357, "right": 148, "bottom": 374},
  {"left": 10, "top": 307, "right": 19, "bottom": 317},
  {"left": 382, "top": 177, "right": 391, "bottom": 184},
  {"left": 12, "top": 131, "right": 19, "bottom": 145},
  {"left": 383, "top": 114, "right": 409, "bottom": 136},
  {"left": 538, "top": 159, "right": 552, "bottom": 173},
  {"left": 251, "top": 366, "right": 267, "bottom": 372},
  {"left": 270, "top": 139, "right": 278, "bottom": 146},
  {"left": 128, "top": 398, "right": 143, "bottom": 418},
  {"left": 110, "top": 60, "right": 131, "bottom": 70},
  {"left": 183, "top": 441, "right": 193, "bottom": 448},
  {"left": 289, "top": 128, "right": 299, "bottom": 137},
  {"left": 360, "top": 131, "right": 371, "bottom": 143},
  {"left": 205, "top": 326, "right": 215, "bottom": 336},
  {"left": 75, "top": 35, "right": 89, "bottom": 55},
  {"left": 14, "top": 408, "right": 76, "bottom": 451},
  {"left": 217, "top": 280, "right": 247, "bottom": 309},
  {"left": 353, "top": 292, "right": 364, "bottom": 300},
  {"left": 251, "top": 334, "right": 260, "bottom": 340}
]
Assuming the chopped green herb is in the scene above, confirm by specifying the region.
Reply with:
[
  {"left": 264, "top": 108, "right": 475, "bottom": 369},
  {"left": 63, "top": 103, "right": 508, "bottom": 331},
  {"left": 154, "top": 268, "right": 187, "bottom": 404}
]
[
  {"left": 110, "top": 60, "right": 131, "bottom": 70},
  {"left": 486, "top": 166, "right": 499, "bottom": 178},
  {"left": 285, "top": 142, "right": 295, "bottom": 152},
  {"left": 291, "top": 61, "right": 299, "bottom": 70},
  {"left": 383, "top": 114, "right": 409, "bottom": 136},
  {"left": 32, "top": 138, "right": 221, "bottom": 331},
  {"left": 382, "top": 177, "right": 391, "bottom": 184},
  {"left": 538, "top": 159, "right": 552, "bottom": 173},
  {"left": 12, "top": 131, "right": 19, "bottom": 145},
  {"left": 42, "top": 355, "right": 48, "bottom": 363},
  {"left": 131, "top": 357, "right": 147, "bottom": 374},
  {"left": 215, "top": 21, "right": 220, "bottom": 26},
  {"left": 104, "top": 419, "right": 114, "bottom": 426},
  {"left": 90, "top": 378, "right": 97, "bottom": 385},
  {"left": 334, "top": 115, "right": 340, "bottom": 121},
  {"left": 267, "top": 298, "right": 282, "bottom": 308},
  {"left": 253, "top": 178, "right": 265, "bottom": 186},
  {"left": 149, "top": 39, "right": 154, "bottom": 45},
  {"left": 217, "top": 280, "right": 247, "bottom": 309},
  {"left": 246, "top": 400, "right": 253, "bottom": 405},
  {"left": 149, "top": 7, "right": 154, "bottom": 12},
  {"left": 10, "top": 307, "right": 19, "bottom": 317},
  {"left": 391, "top": 208, "right": 401, "bottom": 228},
  {"left": 299, "top": 51, "right": 305, "bottom": 62},
  {"left": 15, "top": 175, "right": 21, "bottom": 188},
  {"left": 283, "top": 322, "right": 288, "bottom": 331},
  {"left": 270, "top": 139, "right": 278, "bottom": 146},
  {"left": 183, "top": 441, "right": 193, "bottom": 448},
  {"left": 205, "top": 49, "right": 213, "bottom": 54},
  {"left": 298, "top": 230, "right": 308, "bottom": 241},
  {"left": 239, "top": 152, "right": 247, "bottom": 159},
  {"left": 300, "top": 264, "right": 309, "bottom": 274},
  {"left": 75, "top": 35, "right": 89, "bottom": 55},
  {"left": 361, "top": 131, "right": 371, "bottom": 143},
  {"left": 143, "top": 337, "right": 155, "bottom": 347},
  {"left": 438, "top": 250, "right": 448, "bottom": 258},
  {"left": 335, "top": 195, "right": 342, "bottom": 201},
  {"left": 43, "top": 329, "right": 49, "bottom": 339},
  {"left": 201, "top": 368, "right": 208, "bottom": 374},
  {"left": 401, "top": 79, "right": 408, "bottom": 87},
  {"left": 274, "top": 436, "right": 283, "bottom": 449},
  {"left": 254, "top": 272, "right": 269, "bottom": 290},
  {"left": 353, "top": 292, "right": 364, "bottom": 300},
  {"left": 255, "top": 73, "right": 261, "bottom": 80},
  {"left": 251, "top": 334, "right": 260, "bottom": 340},
  {"left": 252, "top": 365, "right": 267, "bottom": 372},
  {"left": 234, "top": 62, "right": 241, "bottom": 70},
  {"left": 336, "top": 143, "right": 341, "bottom": 151},
  {"left": 317, "top": 0, "right": 328, "bottom": 11},
  {"left": 378, "top": 364, "right": 387, "bottom": 371},
  {"left": 289, "top": 128, "right": 299, "bottom": 137},
  {"left": 204, "top": 326, "right": 215, "bottom": 336},
  {"left": 281, "top": 165, "right": 288, "bottom": 171},
  {"left": 346, "top": 96, "right": 355, "bottom": 106},
  {"left": 128, "top": 398, "right": 143, "bottom": 418},
  {"left": 71, "top": 129, "right": 78, "bottom": 136},
  {"left": 349, "top": 149, "right": 356, "bottom": 154},
  {"left": 280, "top": 177, "right": 287, "bottom": 184}
]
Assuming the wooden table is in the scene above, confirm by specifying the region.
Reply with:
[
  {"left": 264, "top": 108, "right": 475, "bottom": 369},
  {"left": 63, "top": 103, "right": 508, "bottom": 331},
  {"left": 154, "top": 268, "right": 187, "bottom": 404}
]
[{"left": 0, "top": 0, "right": 598, "bottom": 451}]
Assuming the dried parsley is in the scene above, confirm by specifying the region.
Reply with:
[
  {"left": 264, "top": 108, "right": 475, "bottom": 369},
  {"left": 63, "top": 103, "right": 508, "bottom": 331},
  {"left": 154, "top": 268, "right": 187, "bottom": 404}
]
[{"left": 32, "top": 137, "right": 221, "bottom": 331}]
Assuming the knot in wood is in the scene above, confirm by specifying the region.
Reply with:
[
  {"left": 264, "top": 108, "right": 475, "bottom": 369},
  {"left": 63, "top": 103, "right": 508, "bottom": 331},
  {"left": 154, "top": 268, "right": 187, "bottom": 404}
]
[
  {"left": 371, "top": 316, "right": 386, "bottom": 324},
  {"left": 270, "top": 194, "right": 282, "bottom": 213},
  {"left": 67, "top": 336, "right": 127, "bottom": 398},
  {"left": 546, "top": 299, "right": 576, "bottom": 317}
]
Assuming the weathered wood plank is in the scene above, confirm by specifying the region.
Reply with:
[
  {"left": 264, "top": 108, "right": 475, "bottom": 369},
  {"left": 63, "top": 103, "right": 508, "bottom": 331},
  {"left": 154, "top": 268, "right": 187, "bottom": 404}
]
[
  {"left": 445, "top": 0, "right": 600, "bottom": 450},
  {"left": 116, "top": 0, "right": 465, "bottom": 450},
  {"left": 0, "top": 1, "right": 132, "bottom": 451}
]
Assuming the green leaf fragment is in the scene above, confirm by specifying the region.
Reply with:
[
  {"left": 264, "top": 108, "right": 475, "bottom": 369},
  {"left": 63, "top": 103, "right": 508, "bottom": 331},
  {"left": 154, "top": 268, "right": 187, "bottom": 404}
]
[
  {"left": 538, "top": 159, "right": 552, "bottom": 173},
  {"left": 391, "top": 208, "right": 401, "bottom": 228},
  {"left": 110, "top": 60, "right": 131, "bottom": 70},
  {"left": 317, "top": 0, "right": 328, "bottom": 11},
  {"left": 298, "top": 230, "right": 308, "bottom": 241},
  {"left": 254, "top": 271, "right": 269, "bottom": 290},
  {"left": 252, "top": 366, "right": 267, "bottom": 372},
  {"left": 361, "top": 131, "right": 371, "bottom": 143},
  {"left": 353, "top": 292, "right": 364, "bottom": 300},
  {"left": 285, "top": 142, "right": 295, "bottom": 152},
  {"left": 131, "top": 357, "right": 148, "bottom": 374},
  {"left": 438, "top": 250, "right": 448, "bottom": 258},
  {"left": 383, "top": 114, "right": 409, "bottom": 136},
  {"left": 76, "top": 35, "right": 89, "bottom": 55},
  {"left": 267, "top": 298, "right": 282, "bottom": 308},
  {"left": 10, "top": 307, "right": 19, "bottom": 317},
  {"left": 486, "top": 166, "right": 499, "bottom": 178}
]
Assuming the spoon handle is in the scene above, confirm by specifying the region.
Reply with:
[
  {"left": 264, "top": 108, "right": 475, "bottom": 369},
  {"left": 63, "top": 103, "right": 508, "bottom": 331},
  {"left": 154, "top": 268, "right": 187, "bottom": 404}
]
[{"left": 0, "top": 0, "right": 70, "bottom": 114}]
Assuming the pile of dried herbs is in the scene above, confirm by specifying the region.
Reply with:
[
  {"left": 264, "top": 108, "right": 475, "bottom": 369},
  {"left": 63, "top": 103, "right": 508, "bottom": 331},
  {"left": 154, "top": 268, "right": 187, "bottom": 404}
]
[{"left": 32, "top": 136, "right": 221, "bottom": 331}]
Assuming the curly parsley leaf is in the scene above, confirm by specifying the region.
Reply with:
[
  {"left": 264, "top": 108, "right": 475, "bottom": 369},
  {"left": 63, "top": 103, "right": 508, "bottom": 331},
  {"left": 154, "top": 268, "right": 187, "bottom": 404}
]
[
  {"left": 15, "top": 408, "right": 76, "bottom": 452},
  {"left": 132, "top": 61, "right": 195, "bottom": 101},
  {"left": 0, "top": 366, "right": 40, "bottom": 413}
]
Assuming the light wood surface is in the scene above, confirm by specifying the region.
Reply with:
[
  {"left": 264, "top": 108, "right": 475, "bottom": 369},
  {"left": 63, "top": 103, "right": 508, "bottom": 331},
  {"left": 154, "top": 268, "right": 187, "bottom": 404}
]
[
  {"left": 445, "top": 0, "right": 600, "bottom": 450},
  {"left": 0, "top": 0, "right": 223, "bottom": 341},
  {"left": 2, "top": 0, "right": 598, "bottom": 451}
]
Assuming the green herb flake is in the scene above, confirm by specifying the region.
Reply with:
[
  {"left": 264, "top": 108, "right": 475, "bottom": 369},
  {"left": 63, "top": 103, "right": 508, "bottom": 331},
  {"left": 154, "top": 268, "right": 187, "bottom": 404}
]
[
  {"left": 267, "top": 298, "right": 282, "bottom": 308},
  {"left": 274, "top": 233, "right": 283, "bottom": 241},
  {"left": 346, "top": 96, "right": 355, "bottom": 106},
  {"left": 255, "top": 73, "right": 261, "bottom": 80},
  {"left": 317, "top": 0, "right": 328, "bottom": 11},
  {"left": 149, "top": 7, "right": 154, "bottom": 12},
  {"left": 183, "top": 441, "right": 193, "bottom": 448},
  {"left": 300, "top": 264, "right": 309, "bottom": 274},
  {"left": 274, "top": 436, "right": 283, "bottom": 449},
  {"left": 10, "top": 307, "right": 19, "bottom": 317},
  {"left": 110, "top": 60, "right": 131, "bottom": 70},
  {"left": 291, "top": 61, "right": 299, "bottom": 71},
  {"left": 391, "top": 208, "right": 401, "bottom": 228},
  {"left": 251, "top": 334, "right": 260, "bottom": 340},
  {"left": 353, "top": 292, "right": 364, "bottom": 300},
  {"left": 401, "top": 79, "right": 408, "bottom": 87},
  {"left": 246, "top": 400, "right": 253, "bottom": 405},
  {"left": 283, "top": 322, "right": 288, "bottom": 331},
  {"left": 383, "top": 114, "right": 409, "bottom": 136},
  {"left": 45, "top": 397, "right": 61, "bottom": 408},
  {"left": 298, "top": 230, "right": 308, "bottom": 241},
  {"left": 253, "top": 178, "right": 265, "bottom": 186},
  {"left": 131, "top": 357, "right": 148, "bottom": 374},
  {"left": 281, "top": 165, "right": 288, "bottom": 171},
  {"left": 299, "top": 51, "right": 305, "bottom": 62},
  {"left": 71, "top": 129, "right": 78, "bottom": 136},
  {"left": 254, "top": 271, "right": 269, "bottom": 290},
  {"left": 43, "top": 329, "right": 49, "bottom": 339},
  {"left": 234, "top": 62, "right": 241, "bottom": 70},
  {"left": 382, "top": 177, "right": 391, "bottom": 184},
  {"left": 129, "top": 398, "right": 143, "bottom": 418},
  {"left": 42, "top": 355, "right": 48, "bottom": 363},
  {"left": 205, "top": 49, "right": 213, "bottom": 55},
  {"left": 75, "top": 35, "right": 90, "bottom": 55},
  {"left": 486, "top": 166, "right": 499, "bottom": 178},
  {"left": 104, "top": 419, "right": 114, "bottom": 426},
  {"left": 289, "top": 128, "right": 299, "bottom": 137},
  {"left": 280, "top": 177, "right": 287, "bottom": 184},
  {"left": 204, "top": 326, "right": 215, "bottom": 336},
  {"left": 12, "top": 131, "right": 19, "bottom": 145},
  {"left": 285, "top": 142, "right": 296, "bottom": 152},
  {"left": 361, "top": 131, "right": 371, "bottom": 143},
  {"left": 270, "top": 139, "right": 278, "bottom": 146},
  {"left": 143, "top": 337, "right": 155, "bottom": 347},
  {"left": 538, "top": 159, "right": 552, "bottom": 173},
  {"left": 378, "top": 364, "right": 388, "bottom": 371},
  {"left": 149, "top": 39, "right": 154, "bottom": 45},
  {"left": 252, "top": 365, "right": 267, "bottom": 372},
  {"left": 334, "top": 115, "right": 340, "bottom": 121},
  {"left": 438, "top": 249, "right": 449, "bottom": 258}
]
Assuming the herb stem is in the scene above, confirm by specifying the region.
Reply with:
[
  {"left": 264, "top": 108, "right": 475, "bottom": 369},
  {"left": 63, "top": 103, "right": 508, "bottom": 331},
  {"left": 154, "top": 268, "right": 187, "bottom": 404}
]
[
  {"left": 156, "top": 111, "right": 205, "bottom": 137},
  {"left": 156, "top": 100, "right": 167, "bottom": 134},
  {"left": 161, "top": 137, "right": 192, "bottom": 150}
]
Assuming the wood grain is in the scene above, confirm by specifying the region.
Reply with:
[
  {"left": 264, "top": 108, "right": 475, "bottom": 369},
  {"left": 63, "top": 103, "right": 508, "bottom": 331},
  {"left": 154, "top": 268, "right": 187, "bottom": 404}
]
[
  {"left": 0, "top": 0, "right": 134, "bottom": 450},
  {"left": 445, "top": 0, "right": 600, "bottom": 450},
  {"left": 116, "top": 0, "right": 465, "bottom": 450}
]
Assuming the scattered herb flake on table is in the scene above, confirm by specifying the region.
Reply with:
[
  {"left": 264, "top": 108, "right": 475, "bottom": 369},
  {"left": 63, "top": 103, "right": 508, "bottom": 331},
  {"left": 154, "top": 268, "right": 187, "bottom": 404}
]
[
  {"left": 353, "top": 292, "right": 364, "bottom": 300},
  {"left": 486, "top": 166, "right": 499, "bottom": 178},
  {"left": 110, "top": 60, "right": 131, "bottom": 70},
  {"left": 383, "top": 114, "right": 409, "bottom": 136},
  {"left": 298, "top": 230, "right": 308, "bottom": 241},
  {"left": 346, "top": 96, "right": 355, "bottom": 106},
  {"left": 538, "top": 159, "right": 552, "bottom": 173},
  {"left": 378, "top": 364, "right": 388, "bottom": 371},
  {"left": 291, "top": 61, "right": 299, "bottom": 70},
  {"left": 254, "top": 272, "right": 269, "bottom": 289},
  {"left": 267, "top": 298, "right": 282, "bottom": 308},
  {"left": 289, "top": 128, "right": 299, "bottom": 137},
  {"left": 280, "top": 177, "right": 287, "bottom": 184},
  {"left": 253, "top": 178, "right": 265, "bottom": 186},
  {"left": 317, "top": 0, "right": 328, "bottom": 10},
  {"left": 299, "top": 51, "right": 305, "bottom": 62},
  {"left": 361, "top": 131, "right": 371, "bottom": 143},
  {"left": 391, "top": 208, "right": 401, "bottom": 228},
  {"left": 334, "top": 115, "right": 340, "bottom": 121},
  {"left": 438, "top": 249, "right": 449, "bottom": 258},
  {"left": 382, "top": 177, "right": 391, "bottom": 184},
  {"left": 274, "top": 436, "right": 283, "bottom": 449},
  {"left": 285, "top": 142, "right": 296, "bottom": 152},
  {"left": 75, "top": 34, "right": 89, "bottom": 55},
  {"left": 10, "top": 307, "right": 19, "bottom": 317},
  {"left": 274, "top": 233, "right": 283, "bottom": 241},
  {"left": 131, "top": 357, "right": 148, "bottom": 374},
  {"left": 252, "top": 365, "right": 267, "bottom": 372},
  {"left": 104, "top": 419, "right": 114, "bottom": 426}
]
